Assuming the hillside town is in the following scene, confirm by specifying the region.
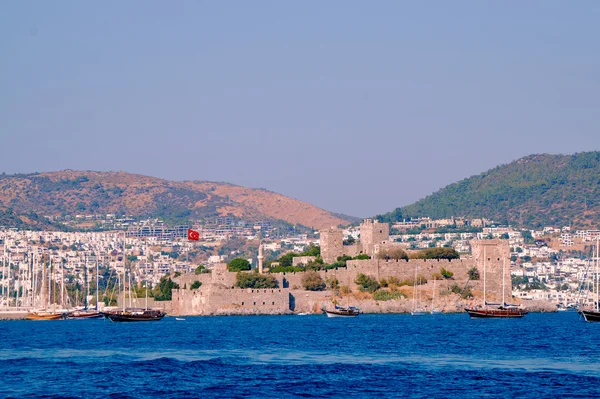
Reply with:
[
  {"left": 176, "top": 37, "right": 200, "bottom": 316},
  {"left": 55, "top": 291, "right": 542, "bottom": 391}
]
[{"left": 1, "top": 215, "right": 599, "bottom": 313}]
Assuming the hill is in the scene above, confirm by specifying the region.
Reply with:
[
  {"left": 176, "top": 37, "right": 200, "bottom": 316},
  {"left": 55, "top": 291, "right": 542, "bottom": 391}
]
[
  {"left": 0, "top": 171, "right": 351, "bottom": 230},
  {"left": 378, "top": 152, "right": 600, "bottom": 229}
]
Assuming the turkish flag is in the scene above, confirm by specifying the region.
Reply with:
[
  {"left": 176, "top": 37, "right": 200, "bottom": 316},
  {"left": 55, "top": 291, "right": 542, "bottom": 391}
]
[{"left": 187, "top": 229, "right": 200, "bottom": 241}]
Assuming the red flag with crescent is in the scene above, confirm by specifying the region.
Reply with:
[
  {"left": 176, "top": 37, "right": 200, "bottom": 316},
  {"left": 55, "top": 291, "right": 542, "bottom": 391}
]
[{"left": 187, "top": 229, "right": 200, "bottom": 241}]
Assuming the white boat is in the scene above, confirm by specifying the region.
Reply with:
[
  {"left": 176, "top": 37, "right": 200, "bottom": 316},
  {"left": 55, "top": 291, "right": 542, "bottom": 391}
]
[
  {"left": 175, "top": 317, "right": 185, "bottom": 321},
  {"left": 411, "top": 262, "right": 427, "bottom": 316},
  {"left": 430, "top": 278, "right": 443, "bottom": 315}
]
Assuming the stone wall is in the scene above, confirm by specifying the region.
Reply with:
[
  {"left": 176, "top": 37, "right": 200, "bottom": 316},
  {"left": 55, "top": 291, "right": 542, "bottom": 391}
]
[
  {"left": 470, "top": 239, "right": 512, "bottom": 303},
  {"left": 320, "top": 228, "right": 344, "bottom": 263},
  {"left": 171, "top": 286, "right": 290, "bottom": 316},
  {"left": 360, "top": 219, "right": 390, "bottom": 255}
]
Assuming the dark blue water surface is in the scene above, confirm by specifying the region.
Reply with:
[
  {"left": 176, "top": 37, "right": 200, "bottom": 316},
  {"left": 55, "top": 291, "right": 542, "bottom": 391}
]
[{"left": 1, "top": 312, "right": 599, "bottom": 398}]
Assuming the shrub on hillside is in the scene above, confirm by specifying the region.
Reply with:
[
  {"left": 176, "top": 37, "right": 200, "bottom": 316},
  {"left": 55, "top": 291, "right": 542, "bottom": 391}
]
[
  {"left": 302, "top": 271, "right": 326, "bottom": 291},
  {"left": 355, "top": 273, "right": 380, "bottom": 293},
  {"left": 190, "top": 280, "right": 202, "bottom": 290},
  {"left": 440, "top": 268, "right": 454, "bottom": 279},
  {"left": 373, "top": 289, "right": 405, "bottom": 301}
]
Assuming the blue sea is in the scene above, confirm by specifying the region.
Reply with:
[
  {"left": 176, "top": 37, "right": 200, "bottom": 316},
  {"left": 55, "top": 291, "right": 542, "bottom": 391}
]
[{"left": 0, "top": 312, "right": 599, "bottom": 398}]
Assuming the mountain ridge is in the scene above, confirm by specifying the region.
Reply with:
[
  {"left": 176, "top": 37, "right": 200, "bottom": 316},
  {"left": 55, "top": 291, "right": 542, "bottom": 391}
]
[
  {"left": 0, "top": 170, "right": 352, "bottom": 230},
  {"left": 377, "top": 151, "right": 600, "bottom": 229}
]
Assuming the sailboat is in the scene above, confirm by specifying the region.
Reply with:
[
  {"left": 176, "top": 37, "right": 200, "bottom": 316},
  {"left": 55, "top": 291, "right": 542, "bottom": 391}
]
[
  {"left": 430, "top": 278, "right": 443, "bottom": 315},
  {"left": 465, "top": 246, "right": 527, "bottom": 319},
  {"left": 64, "top": 255, "right": 103, "bottom": 319},
  {"left": 579, "top": 237, "right": 600, "bottom": 322},
  {"left": 411, "top": 263, "right": 427, "bottom": 316},
  {"left": 27, "top": 255, "right": 64, "bottom": 320},
  {"left": 108, "top": 241, "right": 165, "bottom": 322},
  {"left": 322, "top": 269, "right": 359, "bottom": 317}
]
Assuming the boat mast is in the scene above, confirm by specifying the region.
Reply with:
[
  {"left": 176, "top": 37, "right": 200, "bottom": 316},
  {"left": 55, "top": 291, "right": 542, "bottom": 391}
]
[
  {"left": 42, "top": 254, "right": 46, "bottom": 310},
  {"left": 61, "top": 258, "right": 64, "bottom": 309},
  {"left": 84, "top": 254, "right": 89, "bottom": 310},
  {"left": 96, "top": 251, "right": 99, "bottom": 311},
  {"left": 596, "top": 235, "right": 600, "bottom": 312}
]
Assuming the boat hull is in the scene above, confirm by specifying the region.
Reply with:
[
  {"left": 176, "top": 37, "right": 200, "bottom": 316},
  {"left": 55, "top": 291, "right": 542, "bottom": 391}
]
[
  {"left": 324, "top": 308, "right": 359, "bottom": 317},
  {"left": 465, "top": 308, "right": 528, "bottom": 318},
  {"left": 411, "top": 311, "right": 428, "bottom": 316},
  {"left": 580, "top": 309, "right": 600, "bottom": 322},
  {"left": 26, "top": 312, "right": 64, "bottom": 320},
  {"left": 107, "top": 309, "right": 166, "bottom": 322},
  {"left": 64, "top": 311, "right": 104, "bottom": 319}
]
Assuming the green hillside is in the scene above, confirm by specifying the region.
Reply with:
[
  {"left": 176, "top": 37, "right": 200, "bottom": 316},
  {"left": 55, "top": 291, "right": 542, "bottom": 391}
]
[{"left": 378, "top": 152, "right": 600, "bottom": 229}]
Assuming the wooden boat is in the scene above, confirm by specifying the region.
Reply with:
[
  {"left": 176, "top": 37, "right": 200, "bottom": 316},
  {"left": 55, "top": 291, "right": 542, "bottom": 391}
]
[
  {"left": 466, "top": 306, "right": 528, "bottom": 318},
  {"left": 579, "top": 309, "right": 600, "bottom": 322},
  {"left": 324, "top": 306, "right": 360, "bottom": 318},
  {"left": 465, "top": 247, "right": 527, "bottom": 319},
  {"left": 107, "top": 308, "right": 166, "bottom": 322},
  {"left": 26, "top": 311, "right": 64, "bottom": 320},
  {"left": 64, "top": 309, "right": 104, "bottom": 319},
  {"left": 323, "top": 269, "right": 359, "bottom": 317}
]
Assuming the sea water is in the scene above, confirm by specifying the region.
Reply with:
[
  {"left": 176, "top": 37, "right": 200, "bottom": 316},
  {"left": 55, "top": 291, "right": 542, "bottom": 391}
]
[{"left": 0, "top": 312, "right": 598, "bottom": 398}]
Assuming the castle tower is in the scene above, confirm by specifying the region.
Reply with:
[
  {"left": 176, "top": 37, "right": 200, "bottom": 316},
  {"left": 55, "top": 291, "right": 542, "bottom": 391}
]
[
  {"left": 470, "top": 239, "right": 512, "bottom": 303},
  {"left": 258, "top": 242, "right": 264, "bottom": 274},
  {"left": 320, "top": 227, "right": 343, "bottom": 264},
  {"left": 360, "top": 219, "right": 390, "bottom": 256}
]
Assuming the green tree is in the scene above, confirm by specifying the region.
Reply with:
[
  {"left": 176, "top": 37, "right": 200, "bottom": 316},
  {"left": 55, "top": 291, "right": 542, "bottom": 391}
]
[
  {"left": 190, "top": 280, "right": 202, "bottom": 290},
  {"left": 235, "top": 272, "right": 279, "bottom": 289},
  {"left": 227, "top": 258, "right": 251, "bottom": 272},
  {"left": 467, "top": 267, "right": 480, "bottom": 280},
  {"left": 411, "top": 248, "right": 460, "bottom": 260},
  {"left": 301, "top": 271, "right": 326, "bottom": 291},
  {"left": 153, "top": 276, "right": 180, "bottom": 301},
  {"left": 354, "top": 273, "right": 380, "bottom": 293}
]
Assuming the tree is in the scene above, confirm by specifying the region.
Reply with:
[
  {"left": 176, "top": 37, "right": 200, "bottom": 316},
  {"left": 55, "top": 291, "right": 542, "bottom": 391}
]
[
  {"left": 302, "top": 271, "right": 326, "bottom": 291},
  {"left": 354, "top": 273, "right": 380, "bottom": 293},
  {"left": 467, "top": 267, "right": 480, "bottom": 280},
  {"left": 389, "top": 248, "right": 408, "bottom": 261},
  {"left": 227, "top": 258, "right": 251, "bottom": 272},
  {"left": 195, "top": 265, "right": 209, "bottom": 274},
  {"left": 190, "top": 280, "right": 202, "bottom": 290},
  {"left": 343, "top": 236, "right": 355, "bottom": 245},
  {"left": 153, "top": 276, "right": 180, "bottom": 301},
  {"left": 411, "top": 248, "right": 460, "bottom": 260},
  {"left": 376, "top": 249, "right": 390, "bottom": 260},
  {"left": 236, "top": 272, "right": 278, "bottom": 289}
]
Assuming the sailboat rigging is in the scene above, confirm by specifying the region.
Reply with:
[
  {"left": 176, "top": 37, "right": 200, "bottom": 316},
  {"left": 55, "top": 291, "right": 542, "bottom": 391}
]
[
  {"left": 579, "top": 236, "right": 600, "bottom": 322},
  {"left": 465, "top": 245, "right": 528, "bottom": 319},
  {"left": 322, "top": 268, "right": 359, "bottom": 317}
]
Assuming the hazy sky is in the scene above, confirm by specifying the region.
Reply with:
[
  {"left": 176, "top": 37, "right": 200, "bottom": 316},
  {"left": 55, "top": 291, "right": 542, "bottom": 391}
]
[{"left": 2, "top": 2, "right": 599, "bottom": 218}]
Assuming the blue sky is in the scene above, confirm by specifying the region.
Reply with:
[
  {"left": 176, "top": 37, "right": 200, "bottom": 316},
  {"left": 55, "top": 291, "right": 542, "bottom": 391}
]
[{"left": 1, "top": 1, "right": 599, "bottom": 217}]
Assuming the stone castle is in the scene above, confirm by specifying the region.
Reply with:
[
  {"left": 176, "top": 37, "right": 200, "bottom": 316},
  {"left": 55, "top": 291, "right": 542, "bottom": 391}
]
[{"left": 165, "top": 221, "right": 513, "bottom": 316}]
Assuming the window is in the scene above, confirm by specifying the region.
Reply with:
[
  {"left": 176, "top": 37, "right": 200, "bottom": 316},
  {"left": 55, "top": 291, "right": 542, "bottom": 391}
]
[
  {"left": 272, "top": 302, "right": 275, "bottom": 305},
  {"left": 263, "top": 302, "right": 265, "bottom": 305},
  {"left": 241, "top": 302, "right": 244, "bottom": 305}
]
